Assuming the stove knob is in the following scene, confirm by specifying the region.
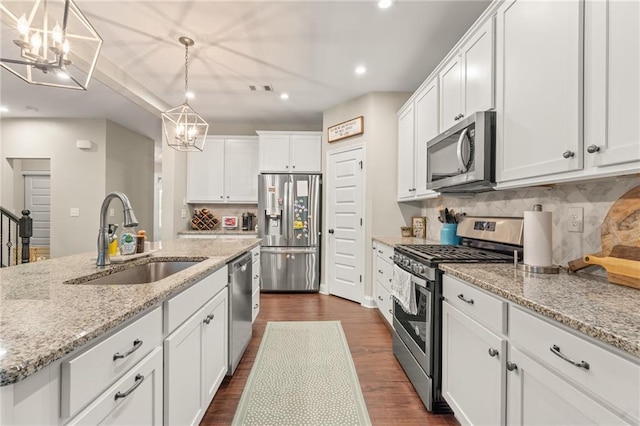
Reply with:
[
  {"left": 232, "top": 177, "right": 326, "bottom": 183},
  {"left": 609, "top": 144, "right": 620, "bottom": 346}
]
[
  {"left": 417, "top": 265, "right": 425, "bottom": 275},
  {"left": 394, "top": 254, "right": 400, "bottom": 263},
  {"left": 402, "top": 258, "right": 410, "bottom": 267}
]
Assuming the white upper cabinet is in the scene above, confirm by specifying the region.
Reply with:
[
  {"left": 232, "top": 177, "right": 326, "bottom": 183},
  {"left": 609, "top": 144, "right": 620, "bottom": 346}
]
[
  {"left": 187, "top": 136, "right": 258, "bottom": 203},
  {"left": 398, "top": 78, "right": 441, "bottom": 202},
  {"left": 397, "top": 103, "right": 416, "bottom": 200},
  {"left": 463, "top": 18, "right": 494, "bottom": 117},
  {"left": 440, "top": 18, "right": 495, "bottom": 132},
  {"left": 258, "top": 131, "right": 322, "bottom": 173},
  {"left": 585, "top": 0, "right": 640, "bottom": 169},
  {"left": 414, "top": 79, "right": 440, "bottom": 198},
  {"left": 440, "top": 55, "right": 464, "bottom": 131},
  {"left": 496, "top": 0, "right": 583, "bottom": 183}
]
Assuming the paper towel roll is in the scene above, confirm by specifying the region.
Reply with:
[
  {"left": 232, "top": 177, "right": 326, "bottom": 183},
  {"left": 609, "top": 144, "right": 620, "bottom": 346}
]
[{"left": 523, "top": 210, "right": 553, "bottom": 267}]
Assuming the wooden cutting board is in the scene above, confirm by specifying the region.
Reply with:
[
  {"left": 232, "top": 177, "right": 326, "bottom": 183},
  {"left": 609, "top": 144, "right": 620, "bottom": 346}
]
[
  {"left": 568, "top": 185, "right": 640, "bottom": 272},
  {"left": 583, "top": 245, "right": 640, "bottom": 288}
]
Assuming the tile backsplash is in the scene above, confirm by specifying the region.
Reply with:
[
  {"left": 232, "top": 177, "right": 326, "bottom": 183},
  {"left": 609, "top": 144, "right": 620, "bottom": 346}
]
[{"left": 422, "top": 176, "right": 640, "bottom": 266}]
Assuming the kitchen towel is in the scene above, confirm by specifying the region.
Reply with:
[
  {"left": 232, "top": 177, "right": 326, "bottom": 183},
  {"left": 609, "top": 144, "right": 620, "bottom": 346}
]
[
  {"left": 391, "top": 264, "right": 417, "bottom": 315},
  {"left": 524, "top": 208, "right": 553, "bottom": 267}
]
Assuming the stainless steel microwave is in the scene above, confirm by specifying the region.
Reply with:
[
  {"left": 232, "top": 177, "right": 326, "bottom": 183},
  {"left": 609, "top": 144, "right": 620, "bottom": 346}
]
[{"left": 426, "top": 111, "right": 496, "bottom": 193}]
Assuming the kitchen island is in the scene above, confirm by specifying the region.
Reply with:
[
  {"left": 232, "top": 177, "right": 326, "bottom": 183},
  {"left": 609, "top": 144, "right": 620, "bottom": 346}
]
[{"left": 0, "top": 237, "right": 259, "bottom": 387}]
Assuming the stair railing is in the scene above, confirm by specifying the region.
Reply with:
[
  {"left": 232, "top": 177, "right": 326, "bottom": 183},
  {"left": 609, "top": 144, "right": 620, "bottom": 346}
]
[{"left": 0, "top": 208, "right": 32, "bottom": 267}]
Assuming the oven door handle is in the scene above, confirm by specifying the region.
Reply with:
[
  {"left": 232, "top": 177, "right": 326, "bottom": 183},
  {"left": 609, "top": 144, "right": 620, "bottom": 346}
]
[{"left": 410, "top": 274, "right": 427, "bottom": 289}]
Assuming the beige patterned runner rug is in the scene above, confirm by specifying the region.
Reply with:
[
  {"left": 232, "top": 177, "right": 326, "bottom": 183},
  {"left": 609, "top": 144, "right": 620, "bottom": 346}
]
[{"left": 232, "top": 321, "right": 372, "bottom": 425}]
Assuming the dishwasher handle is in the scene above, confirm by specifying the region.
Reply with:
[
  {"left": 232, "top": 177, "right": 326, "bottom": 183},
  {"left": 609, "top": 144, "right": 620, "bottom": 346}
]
[{"left": 230, "top": 252, "right": 252, "bottom": 272}]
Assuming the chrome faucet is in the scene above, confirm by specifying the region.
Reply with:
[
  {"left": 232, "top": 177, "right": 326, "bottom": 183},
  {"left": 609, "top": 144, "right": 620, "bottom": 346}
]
[{"left": 96, "top": 192, "right": 139, "bottom": 268}]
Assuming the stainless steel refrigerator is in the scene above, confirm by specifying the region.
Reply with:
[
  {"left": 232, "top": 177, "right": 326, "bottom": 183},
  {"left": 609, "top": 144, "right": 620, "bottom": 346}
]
[{"left": 258, "top": 174, "right": 321, "bottom": 292}]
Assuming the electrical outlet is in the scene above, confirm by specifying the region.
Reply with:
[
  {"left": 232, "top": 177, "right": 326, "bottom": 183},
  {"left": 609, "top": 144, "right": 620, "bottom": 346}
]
[
  {"left": 70, "top": 208, "right": 80, "bottom": 217},
  {"left": 181, "top": 208, "right": 187, "bottom": 219},
  {"left": 568, "top": 207, "right": 583, "bottom": 233}
]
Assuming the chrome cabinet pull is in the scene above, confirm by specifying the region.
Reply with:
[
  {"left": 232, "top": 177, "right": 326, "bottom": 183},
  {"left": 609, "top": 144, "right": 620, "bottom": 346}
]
[
  {"left": 562, "top": 150, "right": 575, "bottom": 158},
  {"left": 378, "top": 295, "right": 383, "bottom": 301},
  {"left": 378, "top": 250, "right": 384, "bottom": 254},
  {"left": 488, "top": 348, "right": 499, "bottom": 357},
  {"left": 378, "top": 269, "right": 383, "bottom": 274},
  {"left": 388, "top": 309, "right": 393, "bottom": 314},
  {"left": 550, "top": 345, "right": 590, "bottom": 370},
  {"left": 113, "top": 339, "right": 143, "bottom": 361},
  {"left": 254, "top": 274, "right": 259, "bottom": 279},
  {"left": 203, "top": 313, "right": 215, "bottom": 324},
  {"left": 114, "top": 374, "right": 144, "bottom": 400},
  {"left": 254, "top": 304, "right": 259, "bottom": 309},
  {"left": 506, "top": 361, "right": 518, "bottom": 372},
  {"left": 457, "top": 294, "right": 474, "bottom": 304},
  {"left": 586, "top": 144, "right": 600, "bottom": 154}
]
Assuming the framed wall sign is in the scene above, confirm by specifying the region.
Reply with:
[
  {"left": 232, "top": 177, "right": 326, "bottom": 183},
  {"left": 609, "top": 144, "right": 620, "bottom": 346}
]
[
  {"left": 327, "top": 116, "right": 364, "bottom": 143},
  {"left": 412, "top": 216, "right": 427, "bottom": 239}
]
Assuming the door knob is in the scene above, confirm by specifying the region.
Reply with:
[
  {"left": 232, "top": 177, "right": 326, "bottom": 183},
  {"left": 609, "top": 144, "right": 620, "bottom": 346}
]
[
  {"left": 328, "top": 229, "right": 334, "bottom": 234},
  {"left": 586, "top": 144, "right": 600, "bottom": 154}
]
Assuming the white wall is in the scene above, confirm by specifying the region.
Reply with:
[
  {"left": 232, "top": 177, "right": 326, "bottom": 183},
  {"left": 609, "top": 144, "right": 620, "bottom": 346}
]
[
  {"left": 322, "top": 92, "right": 421, "bottom": 300},
  {"left": 105, "top": 121, "right": 155, "bottom": 241},
  {"left": 1, "top": 118, "right": 107, "bottom": 257}
]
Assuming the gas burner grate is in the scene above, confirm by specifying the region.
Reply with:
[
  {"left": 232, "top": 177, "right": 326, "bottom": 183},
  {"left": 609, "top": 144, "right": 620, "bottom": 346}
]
[{"left": 398, "top": 244, "right": 515, "bottom": 263}]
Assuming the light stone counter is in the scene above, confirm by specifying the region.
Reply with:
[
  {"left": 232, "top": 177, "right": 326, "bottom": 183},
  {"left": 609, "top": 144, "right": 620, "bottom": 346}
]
[
  {"left": 372, "top": 235, "right": 436, "bottom": 246},
  {"left": 440, "top": 264, "right": 640, "bottom": 358},
  {"left": 178, "top": 229, "right": 257, "bottom": 235},
  {"left": 0, "top": 238, "right": 259, "bottom": 386}
]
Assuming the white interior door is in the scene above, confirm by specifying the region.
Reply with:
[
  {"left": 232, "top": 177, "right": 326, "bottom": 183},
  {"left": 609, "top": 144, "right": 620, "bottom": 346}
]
[
  {"left": 326, "top": 147, "right": 364, "bottom": 303},
  {"left": 24, "top": 174, "right": 50, "bottom": 247}
]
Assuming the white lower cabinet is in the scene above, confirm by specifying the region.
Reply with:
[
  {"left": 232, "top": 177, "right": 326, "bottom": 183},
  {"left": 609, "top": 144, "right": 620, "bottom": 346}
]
[
  {"left": 67, "top": 347, "right": 163, "bottom": 425},
  {"left": 251, "top": 246, "right": 260, "bottom": 323},
  {"left": 442, "top": 299, "right": 505, "bottom": 426},
  {"left": 442, "top": 274, "right": 639, "bottom": 426},
  {"left": 372, "top": 241, "right": 394, "bottom": 326},
  {"left": 506, "top": 345, "right": 628, "bottom": 426},
  {"left": 164, "top": 287, "right": 228, "bottom": 426}
]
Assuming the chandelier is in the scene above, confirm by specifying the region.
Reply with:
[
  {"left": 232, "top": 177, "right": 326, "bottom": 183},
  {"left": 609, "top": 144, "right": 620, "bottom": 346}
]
[
  {"left": 162, "top": 37, "right": 209, "bottom": 152},
  {"left": 0, "top": 0, "right": 103, "bottom": 90}
]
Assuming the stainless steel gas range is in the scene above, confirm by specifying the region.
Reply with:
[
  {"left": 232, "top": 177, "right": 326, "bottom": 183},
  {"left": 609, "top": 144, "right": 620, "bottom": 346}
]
[{"left": 392, "top": 216, "right": 524, "bottom": 413}]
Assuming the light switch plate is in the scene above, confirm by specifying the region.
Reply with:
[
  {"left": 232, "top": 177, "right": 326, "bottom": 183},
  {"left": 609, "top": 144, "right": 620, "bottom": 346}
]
[{"left": 70, "top": 208, "right": 80, "bottom": 217}]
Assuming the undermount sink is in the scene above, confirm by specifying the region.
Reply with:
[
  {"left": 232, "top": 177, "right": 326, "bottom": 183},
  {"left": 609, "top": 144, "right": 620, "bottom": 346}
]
[{"left": 70, "top": 260, "right": 202, "bottom": 285}]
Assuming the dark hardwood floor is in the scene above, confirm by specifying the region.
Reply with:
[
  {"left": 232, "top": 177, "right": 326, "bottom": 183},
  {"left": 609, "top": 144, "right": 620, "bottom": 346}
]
[{"left": 200, "top": 293, "right": 458, "bottom": 425}]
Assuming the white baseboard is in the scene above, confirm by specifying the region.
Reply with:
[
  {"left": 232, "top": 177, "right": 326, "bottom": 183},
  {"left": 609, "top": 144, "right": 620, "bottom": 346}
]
[
  {"left": 361, "top": 295, "right": 377, "bottom": 309},
  {"left": 319, "top": 282, "right": 329, "bottom": 295}
]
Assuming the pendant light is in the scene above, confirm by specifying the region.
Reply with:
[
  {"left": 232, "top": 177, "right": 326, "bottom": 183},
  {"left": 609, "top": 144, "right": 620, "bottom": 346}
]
[
  {"left": 0, "top": 0, "right": 103, "bottom": 90},
  {"left": 162, "top": 37, "right": 209, "bottom": 152}
]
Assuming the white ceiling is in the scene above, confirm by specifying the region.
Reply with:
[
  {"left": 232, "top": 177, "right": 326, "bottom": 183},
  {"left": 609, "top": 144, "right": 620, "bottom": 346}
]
[{"left": 1, "top": 0, "right": 491, "bottom": 141}]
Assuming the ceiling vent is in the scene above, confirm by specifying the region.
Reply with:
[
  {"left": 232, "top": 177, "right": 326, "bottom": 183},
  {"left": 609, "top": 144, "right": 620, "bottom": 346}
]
[{"left": 249, "top": 84, "right": 274, "bottom": 92}]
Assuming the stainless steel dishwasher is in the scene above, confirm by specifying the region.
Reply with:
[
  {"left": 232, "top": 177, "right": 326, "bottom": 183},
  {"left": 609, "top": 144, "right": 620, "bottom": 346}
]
[{"left": 227, "top": 251, "right": 252, "bottom": 375}]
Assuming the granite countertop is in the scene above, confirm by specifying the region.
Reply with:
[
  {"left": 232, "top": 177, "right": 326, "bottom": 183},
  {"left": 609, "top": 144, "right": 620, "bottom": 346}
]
[
  {"left": 440, "top": 264, "right": 640, "bottom": 358},
  {"left": 0, "top": 237, "right": 259, "bottom": 386},
  {"left": 372, "top": 235, "right": 435, "bottom": 246},
  {"left": 178, "top": 229, "right": 257, "bottom": 235}
]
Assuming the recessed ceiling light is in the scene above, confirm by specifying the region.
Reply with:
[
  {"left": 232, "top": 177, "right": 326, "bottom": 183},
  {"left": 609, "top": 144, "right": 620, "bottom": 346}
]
[
  {"left": 378, "top": 0, "right": 393, "bottom": 9},
  {"left": 280, "top": 93, "right": 290, "bottom": 100},
  {"left": 0, "top": 106, "right": 8, "bottom": 113},
  {"left": 186, "top": 91, "right": 195, "bottom": 99},
  {"left": 355, "top": 65, "right": 367, "bottom": 75}
]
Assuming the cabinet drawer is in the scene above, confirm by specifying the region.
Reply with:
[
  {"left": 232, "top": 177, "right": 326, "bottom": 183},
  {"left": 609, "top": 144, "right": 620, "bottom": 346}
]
[
  {"left": 375, "top": 280, "right": 393, "bottom": 326},
  {"left": 252, "top": 287, "right": 260, "bottom": 323},
  {"left": 164, "top": 266, "right": 227, "bottom": 334},
  {"left": 375, "top": 256, "right": 393, "bottom": 292},
  {"left": 61, "top": 307, "right": 162, "bottom": 419},
  {"left": 374, "top": 242, "right": 394, "bottom": 263},
  {"left": 510, "top": 306, "right": 640, "bottom": 422},
  {"left": 442, "top": 274, "right": 506, "bottom": 334},
  {"left": 67, "top": 347, "right": 163, "bottom": 425},
  {"left": 251, "top": 246, "right": 260, "bottom": 263},
  {"left": 252, "top": 260, "right": 261, "bottom": 293}
]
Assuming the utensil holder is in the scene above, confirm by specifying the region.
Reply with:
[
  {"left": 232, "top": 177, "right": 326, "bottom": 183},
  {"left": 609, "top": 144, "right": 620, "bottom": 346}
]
[{"left": 440, "top": 223, "right": 460, "bottom": 245}]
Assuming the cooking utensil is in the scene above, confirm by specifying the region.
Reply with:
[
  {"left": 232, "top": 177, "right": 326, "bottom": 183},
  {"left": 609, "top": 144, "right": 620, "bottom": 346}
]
[
  {"left": 568, "top": 185, "right": 640, "bottom": 272},
  {"left": 438, "top": 205, "right": 447, "bottom": 224},
  {"left": 582, "top": 245, "right": 640, "bottom": 288}
]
